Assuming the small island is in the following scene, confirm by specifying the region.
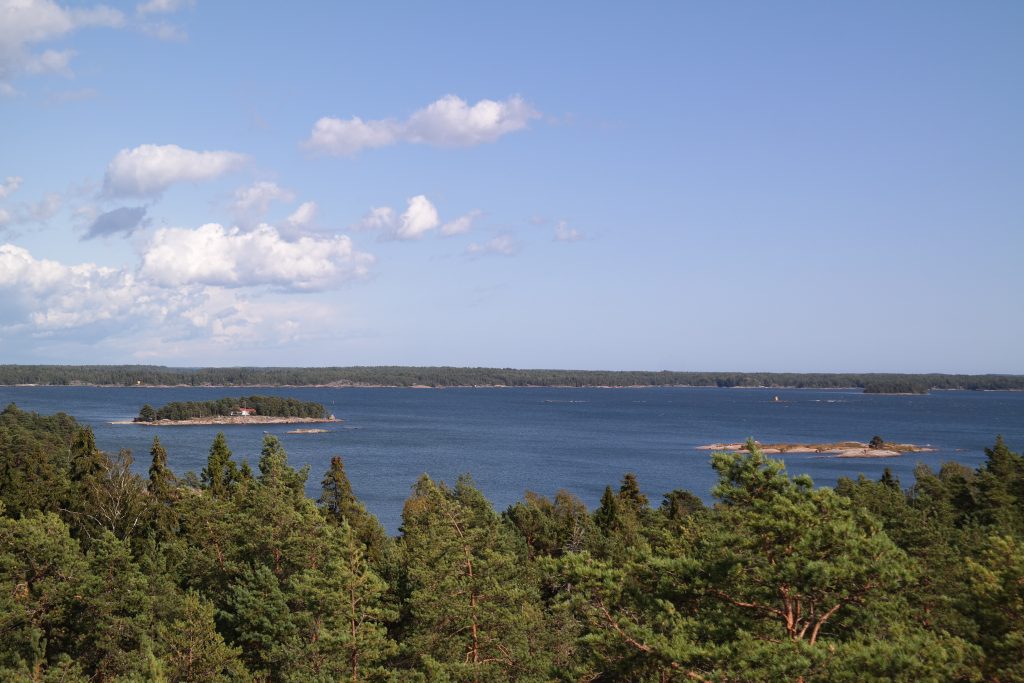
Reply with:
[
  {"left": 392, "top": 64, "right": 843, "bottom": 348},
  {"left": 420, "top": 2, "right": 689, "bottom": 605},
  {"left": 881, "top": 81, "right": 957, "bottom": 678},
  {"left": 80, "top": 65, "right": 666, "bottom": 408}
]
[
  {"left": 122, "top": 395, "right": 339, "bottom": 426},
  {"left": 698, "top": 435, "right": 935, "bottom": 458}
]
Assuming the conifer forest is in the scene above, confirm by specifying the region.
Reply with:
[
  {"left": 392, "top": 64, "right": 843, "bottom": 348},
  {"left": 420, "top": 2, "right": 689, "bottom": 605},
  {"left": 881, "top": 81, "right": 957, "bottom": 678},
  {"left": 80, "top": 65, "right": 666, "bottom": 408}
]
[{"left": 2, "top": 402, "right": 1023, "bottom": 681}]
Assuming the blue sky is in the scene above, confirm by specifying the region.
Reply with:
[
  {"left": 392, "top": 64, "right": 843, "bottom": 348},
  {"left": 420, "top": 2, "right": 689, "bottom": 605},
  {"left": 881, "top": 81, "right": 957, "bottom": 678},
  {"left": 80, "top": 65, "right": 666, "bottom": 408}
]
[{"left": 1, "top": 1, "right": 1021, "bottom": 372}]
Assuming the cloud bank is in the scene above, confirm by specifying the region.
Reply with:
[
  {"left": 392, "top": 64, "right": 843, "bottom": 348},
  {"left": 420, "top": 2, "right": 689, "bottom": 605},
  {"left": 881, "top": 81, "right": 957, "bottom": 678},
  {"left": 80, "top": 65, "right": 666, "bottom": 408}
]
[
  {"left": 140, "top": 223, "right": 372, "bottom": 290},
  {"left": 305, "top": 95, "right": 540, "bottom": 156}
]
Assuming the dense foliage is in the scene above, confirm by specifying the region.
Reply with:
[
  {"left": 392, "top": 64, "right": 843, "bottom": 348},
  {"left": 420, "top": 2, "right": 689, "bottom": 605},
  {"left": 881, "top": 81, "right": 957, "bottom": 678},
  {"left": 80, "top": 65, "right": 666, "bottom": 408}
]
[
  {"left": 2, "top": 401, "right": 1023, "bottom": 680},
  {"left": 136, "top": 396, "right": 327, "bottom": 422},
  {"left": 862, "top": 380, "right": 931, "bottom": 394},
  {"left": 3, "top": 364, "right": 1024, "bottom": 391}
]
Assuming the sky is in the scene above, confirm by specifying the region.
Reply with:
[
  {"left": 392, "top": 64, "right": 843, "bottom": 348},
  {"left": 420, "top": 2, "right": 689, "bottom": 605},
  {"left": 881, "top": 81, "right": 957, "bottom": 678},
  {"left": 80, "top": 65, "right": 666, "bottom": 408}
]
[{"left": 0, "top": 1, "right": 1022, "bottom": 372}]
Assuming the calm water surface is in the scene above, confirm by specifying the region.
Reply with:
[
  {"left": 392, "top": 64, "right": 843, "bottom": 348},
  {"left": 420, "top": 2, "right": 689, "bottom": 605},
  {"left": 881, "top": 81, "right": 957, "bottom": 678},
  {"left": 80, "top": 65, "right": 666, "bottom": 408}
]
[{"left": 2, "top": 386, "right": 1021, "bottom": 533}]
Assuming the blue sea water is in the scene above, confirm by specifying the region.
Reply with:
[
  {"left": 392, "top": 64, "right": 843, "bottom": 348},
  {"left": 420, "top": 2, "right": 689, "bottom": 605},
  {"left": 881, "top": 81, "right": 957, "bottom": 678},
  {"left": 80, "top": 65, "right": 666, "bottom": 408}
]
[{"left": 1, "top": 386, "right": 1021, "bottom": 533}]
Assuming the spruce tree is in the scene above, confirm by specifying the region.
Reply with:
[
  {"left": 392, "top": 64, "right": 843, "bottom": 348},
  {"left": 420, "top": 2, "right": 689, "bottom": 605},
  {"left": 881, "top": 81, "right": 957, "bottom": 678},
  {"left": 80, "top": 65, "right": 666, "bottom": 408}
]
[
  {"left": 201, "top": 433, "right": 237, "bottom": 498},
  {"left": 318, "top": 456, "right": 389, "bottom": 562}
]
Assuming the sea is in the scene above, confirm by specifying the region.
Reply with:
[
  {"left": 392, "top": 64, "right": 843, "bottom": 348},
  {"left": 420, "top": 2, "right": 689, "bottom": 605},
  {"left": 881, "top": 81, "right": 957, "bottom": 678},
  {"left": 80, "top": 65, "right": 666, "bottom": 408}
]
[{"left": 2, "top": 386, "right": 1022, "bottom": 533}]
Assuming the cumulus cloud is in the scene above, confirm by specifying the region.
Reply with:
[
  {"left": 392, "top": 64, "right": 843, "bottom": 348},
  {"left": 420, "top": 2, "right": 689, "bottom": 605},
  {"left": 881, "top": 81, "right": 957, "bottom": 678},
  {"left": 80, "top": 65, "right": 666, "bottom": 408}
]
[
  {"left": 554, "top": 220, "right": 583, "bottom": 242},
  {"left": 440, "top": 209, "right": 482, "bottom": 237},
  {"left": 0, "top": 176, "right": 22, "bottom": 198},
  {"left": 356, "top": 195, "right": 440, "bottom": 241},
  {"left": 104, "top": 143, "right": 247, "bottom": 197},
  {"left": 0, "top": 242, "right": 147, "bottom": 330},
  {"left": 0, "top": 0, "right": 125, "bottom": 91},
  {"left": 397, "top": 195, "right": 439, "bottom": 240},
  {"left": 232, "top": 180, "right": 294, "bottom": 218},
  {"left": 83, "top": 205, "right": 148, "bottom": 239},
  {"left": 466, "top": 234, "right": 517, "bottom": 256},
  {"left": 304, "top": 94, "right": 540, "bottom": 156},
  {"left": 0, "top": 231, "right": 371, "bottom": 360},
  {"left": 140, "top": 223, "right": 373, "bottom": 290}
]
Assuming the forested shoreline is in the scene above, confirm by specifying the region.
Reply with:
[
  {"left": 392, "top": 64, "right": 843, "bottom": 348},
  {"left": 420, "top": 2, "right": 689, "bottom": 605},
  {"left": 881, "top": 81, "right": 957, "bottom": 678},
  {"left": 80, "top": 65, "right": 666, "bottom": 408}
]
[
  {"left": 2, "top": 402, "right": 1023, "bottom": 681},
  {"left": 2, "top": 364, "right": 1024, "bottom": 391}
]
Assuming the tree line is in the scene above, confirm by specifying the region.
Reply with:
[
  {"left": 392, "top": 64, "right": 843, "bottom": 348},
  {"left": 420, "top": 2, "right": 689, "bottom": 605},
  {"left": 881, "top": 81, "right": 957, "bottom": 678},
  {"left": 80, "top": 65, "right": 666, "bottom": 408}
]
[
  {"left": 1, "top": 402, "right": 1023, "bottom": 681},
  {"left": 3, "top": 364, "right": 1024, "bottom": 391},
  {"left": 136, "top": 396, "right": 327, "bottom": 422}
]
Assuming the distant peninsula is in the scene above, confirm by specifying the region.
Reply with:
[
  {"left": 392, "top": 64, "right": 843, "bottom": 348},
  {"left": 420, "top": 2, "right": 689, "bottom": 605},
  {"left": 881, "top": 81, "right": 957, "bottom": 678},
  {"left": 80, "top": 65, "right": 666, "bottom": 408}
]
[
  {"left": 124, "top": 395, "right": 338, "bottom": 426},
  {"left": 2, "top": 365, "right": 1023, "bottom": 392}
]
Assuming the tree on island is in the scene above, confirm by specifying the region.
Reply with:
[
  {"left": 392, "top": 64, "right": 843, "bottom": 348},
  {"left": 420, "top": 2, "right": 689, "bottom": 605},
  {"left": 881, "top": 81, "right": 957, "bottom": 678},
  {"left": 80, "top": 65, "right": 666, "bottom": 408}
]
[{"left": 869, "top": 435, "right": 885, "bottom": 449}]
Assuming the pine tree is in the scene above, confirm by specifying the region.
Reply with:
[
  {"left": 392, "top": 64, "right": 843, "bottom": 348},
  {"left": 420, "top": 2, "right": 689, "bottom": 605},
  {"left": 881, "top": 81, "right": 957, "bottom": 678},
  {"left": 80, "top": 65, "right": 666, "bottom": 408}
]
[
  {"left": 400, "top": 475, "right": 550, "bottom": 681},
  {"left": 222, "top": 563, "right": 298, "bottom": 679},
  {"left": 158, "top": 592, "right": 248, "bottom": 682},
  {"left": 288, "top": 522, "right": 397, "bottom": 681}
]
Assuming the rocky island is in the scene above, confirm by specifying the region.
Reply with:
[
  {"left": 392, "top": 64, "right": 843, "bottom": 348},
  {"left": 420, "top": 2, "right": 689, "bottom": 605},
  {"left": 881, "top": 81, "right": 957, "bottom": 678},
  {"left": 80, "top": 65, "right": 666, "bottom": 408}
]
[
  {"left": 119, "top": 395, "right": 339, "bottom": 426},
  {"left": 698, "top": 436, "right": 935, "bottom": 458}
]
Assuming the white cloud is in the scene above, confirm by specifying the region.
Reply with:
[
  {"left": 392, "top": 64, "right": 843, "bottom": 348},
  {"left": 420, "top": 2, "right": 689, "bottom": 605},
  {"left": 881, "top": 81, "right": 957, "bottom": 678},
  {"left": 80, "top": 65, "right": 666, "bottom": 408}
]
[
  {"left": 140, "top": 222, "right": 373, "bottom": 290},
  {"left": 554, "top": 220, "right": 583, "bottom": 242},
  {"left": 285, "top": 201, "right": 317, "bottom": 229},
  {"left": 0, "top": 176, "right": 22, "bottom": 198},
  {"left": 0, "top": 242, "right": 145, "bottom": 329},
  {"left": 29, "top": 191, "right": 61, "bottom": 221},
  {"left": 355, "top": 195, "right": 440, "bottom": 241},
  {"left": 357, "top": 206, "right": 395, "bottom": 231},
  {"left": 440, "top": 209, "right": 482, "bottom": 237},
  {"left": 305, "top": 117, "right": 401, "bottom": 157},
  {"left": 104, "top": 143, "right": 247, "bottom": 197},
  {"left": 0, "top": 208, "right": 10, "bottom": 226},
  {"left": 0, "top": 0, "right": 125, "bottom": 91},
  {"left": 140, "top": 21, "right": 186, "bottom": 42},
  {"left": 304, "top": 95, "right": 539, "bottom": 156},
  {"left": 232, "top": 180, "right": 294, "bottom": 217},
  {"left": 136, "top": 0, "right": 193, "bottom": 15},
  {"left": 397, "top": 195, "right": 439, "bottom": 240},
  {"left": 0, "top": 238, "right": 368, "bottom": 359},
  {"left": 466, "top": 234, "right": 517, "bottom": 256},
  {"left": 25, "top": 47, "right": 73, "bottom": 75}
]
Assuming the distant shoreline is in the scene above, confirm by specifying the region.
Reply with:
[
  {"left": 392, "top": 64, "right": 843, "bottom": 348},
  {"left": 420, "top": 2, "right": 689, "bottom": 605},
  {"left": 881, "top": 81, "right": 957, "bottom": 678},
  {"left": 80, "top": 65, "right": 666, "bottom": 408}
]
[
  {"left": 16, "top": 383, "right": 1023, "bottom": 393},
  {"left": 3, "top": 366, "right": 1022, "bottom": 393}
]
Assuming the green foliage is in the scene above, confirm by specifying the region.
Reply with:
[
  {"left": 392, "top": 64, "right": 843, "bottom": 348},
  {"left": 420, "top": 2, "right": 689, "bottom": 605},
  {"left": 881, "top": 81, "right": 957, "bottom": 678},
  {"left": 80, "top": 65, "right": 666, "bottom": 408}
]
[
  {"left": 400, "top": 474, "right": 551, "bottom": 681},
  {"left": 139, "top": 395, "right": 327, "bottom": 421},
  {"left": 1, "top": 408, "right": 1021, "bottom": 681},
  {"left": 4, "top": 363, "right": 1024, "bottom": 390},
  {"left": 158, "top": 591, "right": 248, "bottom": 681},
  {"left": 201, "top": 432, "right": 238, "bottom": 498}
]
